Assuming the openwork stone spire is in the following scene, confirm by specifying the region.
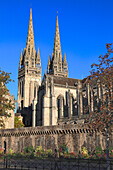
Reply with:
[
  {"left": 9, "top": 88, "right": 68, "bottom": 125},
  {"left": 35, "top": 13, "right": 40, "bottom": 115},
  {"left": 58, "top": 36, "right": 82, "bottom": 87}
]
[
  {"left": 53, "top": 15, "right": 61, "bottom": 59},
  {"left": 26, "top": 8, "right": 35, "bottom": 48},
  {"left": 47, "top": 14, "right": 68, "bottom": 77}
]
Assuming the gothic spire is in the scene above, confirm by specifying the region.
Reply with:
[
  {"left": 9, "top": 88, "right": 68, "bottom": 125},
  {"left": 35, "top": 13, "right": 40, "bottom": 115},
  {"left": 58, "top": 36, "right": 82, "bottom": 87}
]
[
  {"left": 53, "top": 14, "right": 61, "bottom": 57},
  {"left": 47, "top": 13, "right": 68, "bottom": 77},
  {"left": 26, "top": 8, "right": 35, "bottom": 48}
]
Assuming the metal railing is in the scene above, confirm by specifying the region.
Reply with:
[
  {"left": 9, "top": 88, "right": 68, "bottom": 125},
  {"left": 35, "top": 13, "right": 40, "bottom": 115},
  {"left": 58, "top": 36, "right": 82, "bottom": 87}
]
[{"left": 0, "top": 156, "right": 113, "bottom": 170}]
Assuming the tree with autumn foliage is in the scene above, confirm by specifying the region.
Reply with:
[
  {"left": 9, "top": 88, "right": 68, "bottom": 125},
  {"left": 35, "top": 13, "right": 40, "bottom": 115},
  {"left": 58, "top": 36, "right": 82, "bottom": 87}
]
[
  {"left": 0, "top": 69, "right": 15, "bottom": 127},
  {"left": 14, "top": 116, "right": 24, "bottom": 128},
  {"left": 85, "top": 43, "right": 113, "bottom": 169}
]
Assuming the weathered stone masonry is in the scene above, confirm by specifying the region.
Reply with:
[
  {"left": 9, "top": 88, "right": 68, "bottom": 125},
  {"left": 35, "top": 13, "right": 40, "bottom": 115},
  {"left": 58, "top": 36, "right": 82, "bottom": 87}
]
[{"left": 0, "top": 124, "right": 112, "bottom": 153}]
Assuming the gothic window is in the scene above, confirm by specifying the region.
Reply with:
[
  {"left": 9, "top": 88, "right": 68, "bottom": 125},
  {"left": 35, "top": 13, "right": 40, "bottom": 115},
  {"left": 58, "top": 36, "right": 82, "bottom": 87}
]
[
  {"left": 31, "top": 48, "right": 34, "bottom": 57},
  {"left": 72, "top": 96, "right": 77, "bottom": 116},
  {"left": 32, "top": 62, "right": 34, "bottom": 67},
  {"left": 40, "top": 95, "right": 44, "bottom": 125},
  {"left": 82, "top": 89, "right": 88, "bottom": 114},
  {"left": 56, "top": 51, "right": 57, "bottom": 58},
  {"left": 22, "top": 81, "right": 24, "bottom": 97},
  {"left": 64, "top": 68, "right": 66, "bottom": 73},
  {"left": 28, "top": 46, "right": 30, "bottom": 55},
  {"left": 101, "top": 86, "right": 103, "bottom": 99},
  {"left": 34, "top": 86, "right": 36, "bottom": 98},
  {"left": 26, "top": 61, "right": 29, "bottom": 67},
  {"left": 20, "top": 64, "right": 23, "bottom": 69},
  {"left": 64, "top": 92, "right": 68, "bottom": 117},
  {"left": 57, "top": 98, "right": 60, "bottom": 119},
  {"left": 57, "top": 95, "right": 64, "bottom": 119},
  {"left": 37, "top": 63, "right": 40, "bottom": 70},
  {"left": 21, "top": 100, "right": 23, "bottom": 110}
]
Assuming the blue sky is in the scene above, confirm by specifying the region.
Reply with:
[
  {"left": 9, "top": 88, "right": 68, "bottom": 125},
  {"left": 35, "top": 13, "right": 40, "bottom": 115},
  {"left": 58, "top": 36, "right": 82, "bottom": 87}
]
[{"left": 0, "top": 0, "right": 113, "bottom": 105}]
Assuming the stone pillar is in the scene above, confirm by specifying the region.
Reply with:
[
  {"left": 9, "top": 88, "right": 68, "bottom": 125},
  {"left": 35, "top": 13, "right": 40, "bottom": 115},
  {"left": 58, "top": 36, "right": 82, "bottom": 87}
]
[
  {"left": 32, "top": 97, "right": 37, "bottom": 127},
  {"left": 24, "top": 77, "right": 29, "bottom": 107},
  {"left": 68, "top": 90, "right": 72, "bottom": 118},
  {"left": 50, "top": 78, "right": 57, "bottom": 125},
  {"left": 43, "top": 78, "right": 50, "bottom": 126}
]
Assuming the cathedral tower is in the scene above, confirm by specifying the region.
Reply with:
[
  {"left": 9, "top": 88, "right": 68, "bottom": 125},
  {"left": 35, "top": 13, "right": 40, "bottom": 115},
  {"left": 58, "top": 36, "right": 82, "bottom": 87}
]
[
  {"left": 47, "top": 14, "right": 68, "bottom": 77},
  {"left": 17, "top": 9, "right": 41, "bottom": 126}
]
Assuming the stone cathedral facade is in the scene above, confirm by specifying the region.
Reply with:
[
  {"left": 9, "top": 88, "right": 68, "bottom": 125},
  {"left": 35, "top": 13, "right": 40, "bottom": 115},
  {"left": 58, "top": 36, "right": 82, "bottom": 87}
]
[
  {"left": 17, "top": 9, "right": 104, "bottom": 128},
  {"left": 1, "top": 9, "right": 113, "bottom": 154}
]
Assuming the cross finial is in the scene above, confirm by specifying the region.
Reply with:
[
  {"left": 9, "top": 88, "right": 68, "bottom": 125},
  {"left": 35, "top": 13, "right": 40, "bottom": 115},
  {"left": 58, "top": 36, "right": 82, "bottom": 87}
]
[{"left": 57, "top": 11, "right": 58, "bottom": 15}]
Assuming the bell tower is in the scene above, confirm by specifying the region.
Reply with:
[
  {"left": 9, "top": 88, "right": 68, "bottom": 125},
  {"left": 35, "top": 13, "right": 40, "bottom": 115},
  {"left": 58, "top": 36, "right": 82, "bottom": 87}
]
[{"left": 17, "top": 9, "right": 41, "bottom": 126}]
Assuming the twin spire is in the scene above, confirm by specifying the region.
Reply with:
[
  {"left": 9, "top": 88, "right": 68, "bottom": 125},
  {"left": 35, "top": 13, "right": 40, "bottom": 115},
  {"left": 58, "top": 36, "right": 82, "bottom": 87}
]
[{"left": 19, "top": 9, "right": 68, "bottom": 78}]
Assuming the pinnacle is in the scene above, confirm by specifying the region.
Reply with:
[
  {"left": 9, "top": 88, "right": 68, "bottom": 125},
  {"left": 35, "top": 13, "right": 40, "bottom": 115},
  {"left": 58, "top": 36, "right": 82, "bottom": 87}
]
[
  {"left": 48, "top": 55, "right": 51, "bottom": 65},
  {"left": 64, "top": 53, "right": 67, "bottom": 63},
  {"left": 30, "top": 8, "right": 32, "bottom": 21},
  {"left": 38, "top": 47, "right": 40, "bottom": 56},
  {"left": 37, "top": 47, "right": 41, "bottom": 61}
]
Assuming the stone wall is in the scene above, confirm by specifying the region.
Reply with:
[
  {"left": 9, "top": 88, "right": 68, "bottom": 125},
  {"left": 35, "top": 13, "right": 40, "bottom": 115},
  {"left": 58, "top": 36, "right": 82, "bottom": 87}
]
[{"left": 0, "top": 124, "right": 112, "bottom": 153}]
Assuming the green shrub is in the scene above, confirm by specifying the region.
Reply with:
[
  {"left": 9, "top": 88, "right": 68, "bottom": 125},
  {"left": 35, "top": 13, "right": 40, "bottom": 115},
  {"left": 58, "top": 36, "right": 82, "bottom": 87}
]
[
  {"left": 81, "top": 147, "right": 89, "bottom": 158},
  {"left": 9, "top": 148, "right": 13, "bottom": 155},
  {"left": 95, "top": 146, "right": 104, "bottom": 155},
  {"left": 35, "top": 146, "right": 42, "bottom": 153},
  {"left": 109, "top": 147, "right": 113, "bottom": 154},
  {"left": 24, "top": 146, "right": 34, "bottom": 153},
  {"left": 0, "top": 148, "right": 4, "bottom": 154},
  {"left": 46, "top": 149, "right": 52, "bottom": 157}
]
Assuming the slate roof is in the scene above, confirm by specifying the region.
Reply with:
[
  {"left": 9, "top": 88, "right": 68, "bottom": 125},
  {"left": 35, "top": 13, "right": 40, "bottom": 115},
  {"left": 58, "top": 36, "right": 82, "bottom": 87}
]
[{"left": 53, "top": 76, "right": 81, "bottom": 87}]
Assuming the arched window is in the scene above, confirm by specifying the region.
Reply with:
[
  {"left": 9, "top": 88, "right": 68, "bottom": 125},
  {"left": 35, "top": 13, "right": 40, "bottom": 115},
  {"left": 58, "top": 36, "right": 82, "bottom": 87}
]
[
  {"left": 37, "top": 63, "right": 40, "bottom": 70},
  {"left": 40, "top": 96, "right": 43, "bottom": 124},
  {"left": 22, "top": 81, "right": 24, "bottom": 97},
  {"left": 32, "top": 62, "right": 34, "bottom": 67},
  {"left": 28, "top": 46, "right": 30, "bottom": 55},
  {"left": 57, "top": 95, "right": 64, "bottom": 119},
  {"left": 34, "top": 86, "right": 36, "bottom": 98},
  {"left": 72, "top": 96, "right": 77, "bottom": 116},
  {"left": 57, "top": 98, "right": 60, "bottom": 119}
]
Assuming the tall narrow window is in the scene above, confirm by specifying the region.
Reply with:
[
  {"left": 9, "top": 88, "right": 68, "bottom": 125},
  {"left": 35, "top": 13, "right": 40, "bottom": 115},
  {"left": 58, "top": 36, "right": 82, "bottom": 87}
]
[
  {"left": 28, "top": 46, "right": 30, "bottom": 55},
  {"left": 22, "top": 81, "right": 24, "bottom": 97},
  {"left": 37, "top": 63, "right": 40, "bottom": 70},
  {"left": 34, "top": 86, "right": 36, "bottom": 98},
  {"left": 57, "top": 98, "right": 60, "bottom": 119}
]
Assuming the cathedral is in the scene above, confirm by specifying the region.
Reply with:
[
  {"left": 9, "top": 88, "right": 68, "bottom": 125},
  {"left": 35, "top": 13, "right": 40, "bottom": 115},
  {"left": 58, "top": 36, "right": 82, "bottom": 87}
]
[{"left": 17, "top": 9, "right": 103, "bottom": 127}]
